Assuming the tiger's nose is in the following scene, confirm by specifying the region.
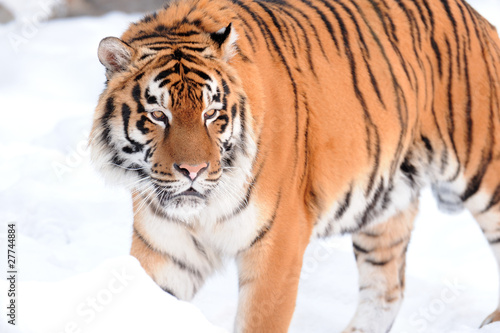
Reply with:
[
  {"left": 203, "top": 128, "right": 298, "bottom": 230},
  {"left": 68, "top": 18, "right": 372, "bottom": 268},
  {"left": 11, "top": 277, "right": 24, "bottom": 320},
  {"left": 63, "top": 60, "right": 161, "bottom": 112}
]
[{"left": 174, "top": 162, "right": 209, "bottom": 180}]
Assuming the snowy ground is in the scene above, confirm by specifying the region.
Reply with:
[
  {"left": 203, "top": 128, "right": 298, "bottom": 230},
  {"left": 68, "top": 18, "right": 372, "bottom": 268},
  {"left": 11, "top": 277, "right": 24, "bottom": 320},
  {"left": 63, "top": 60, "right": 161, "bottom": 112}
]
[{"left": 1, "top": 1, "right": 500, "bottom": 332}]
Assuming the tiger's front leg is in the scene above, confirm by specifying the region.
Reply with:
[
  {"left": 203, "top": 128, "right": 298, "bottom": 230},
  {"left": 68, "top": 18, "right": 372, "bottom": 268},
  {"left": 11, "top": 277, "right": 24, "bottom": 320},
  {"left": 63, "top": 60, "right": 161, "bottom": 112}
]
[
  {"left": 234, "top": 207, "right": 310, "bottom": 333},
  {"left": 344, "top": 202, "right": 418, "bottom": 333},
  {"left": 130, "top": 194, "right": 218, "bottom": 300}
]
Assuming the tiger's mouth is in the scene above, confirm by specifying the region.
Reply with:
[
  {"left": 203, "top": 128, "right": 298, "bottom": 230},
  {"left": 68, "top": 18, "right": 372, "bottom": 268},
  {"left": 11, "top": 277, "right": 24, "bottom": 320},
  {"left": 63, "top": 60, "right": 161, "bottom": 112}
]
[
  {"left": 152, "top": 184, "right": 206, "bottom": 208},
  {"left": 175, "top": 187, "right": 205, "bottom": 199}
]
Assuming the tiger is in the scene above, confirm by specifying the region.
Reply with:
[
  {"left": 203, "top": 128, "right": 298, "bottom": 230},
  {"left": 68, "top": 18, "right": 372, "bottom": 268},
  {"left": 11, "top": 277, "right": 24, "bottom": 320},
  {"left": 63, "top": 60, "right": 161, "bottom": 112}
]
[{"left": 89, "top": 0, "right": 500, "bottom": 331}]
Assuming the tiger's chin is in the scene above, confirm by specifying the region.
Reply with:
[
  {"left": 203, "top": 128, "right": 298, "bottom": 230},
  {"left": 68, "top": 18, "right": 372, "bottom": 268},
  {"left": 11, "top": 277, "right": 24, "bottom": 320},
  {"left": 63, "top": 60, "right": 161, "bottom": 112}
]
[{"left": 156, "top": 195, "right": 207, "bottom": 222}]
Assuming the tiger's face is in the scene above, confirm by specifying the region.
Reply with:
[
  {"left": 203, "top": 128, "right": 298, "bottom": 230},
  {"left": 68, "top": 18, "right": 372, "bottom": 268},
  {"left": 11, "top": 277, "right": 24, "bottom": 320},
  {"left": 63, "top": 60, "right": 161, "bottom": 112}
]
[
  {"left": 90, "top": 24, "right": 254, "bottom": 221},
  {"left": 126, "top": 69, "right": 233, "bottom": 213}
]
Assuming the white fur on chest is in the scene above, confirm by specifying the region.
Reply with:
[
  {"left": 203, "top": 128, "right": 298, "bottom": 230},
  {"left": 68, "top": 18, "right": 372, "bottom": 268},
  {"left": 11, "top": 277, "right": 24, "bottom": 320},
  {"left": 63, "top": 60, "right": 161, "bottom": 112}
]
[
  {"left": 139, "top": 197, "right": 261, "bottom": 264},
  {"left": 198, "top": 201, "right": 260, "bottom": 256}
]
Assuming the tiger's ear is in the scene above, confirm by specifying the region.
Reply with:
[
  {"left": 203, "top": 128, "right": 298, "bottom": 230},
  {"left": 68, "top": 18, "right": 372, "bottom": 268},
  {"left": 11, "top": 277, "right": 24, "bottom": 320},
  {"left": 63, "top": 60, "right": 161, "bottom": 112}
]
[
  {"left": 209, "top": 23, "right": 238, "bottom": 62},
  {"left": 98, "top": 37, "right": 134, "bottom": 78}
]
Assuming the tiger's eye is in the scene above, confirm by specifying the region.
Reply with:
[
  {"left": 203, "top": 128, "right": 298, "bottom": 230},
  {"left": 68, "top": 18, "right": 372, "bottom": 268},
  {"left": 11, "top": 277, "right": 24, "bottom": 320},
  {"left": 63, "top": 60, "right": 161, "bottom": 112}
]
[
  {"left": 151, "top": 110, "right": 166, "bottom": 122},
  {"left": 204, "top": 109, "right": 217, "bottom": 120}
]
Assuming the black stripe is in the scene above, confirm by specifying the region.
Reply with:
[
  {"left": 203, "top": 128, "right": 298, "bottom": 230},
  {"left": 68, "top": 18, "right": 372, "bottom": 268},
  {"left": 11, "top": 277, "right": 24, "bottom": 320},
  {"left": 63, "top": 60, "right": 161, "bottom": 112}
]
[
  {"left": 421, "top": 0, "right": 435, "bottom": 31},
  {"left": 100, "top": 97, "right": 115, "bottom": 144},
  {"left": 128, "top": 33, "right": 163, "bottom": 43},
  {"left": 421, "top": 135, "right": 433, "bottom": 163},
  {"left": 463, "top": 41, "right": 473, "bottom": 168},
  {"left": 430, "top": 38, "right": 442, "bottom": 78},
  {"left": 333, "top": 1, "right": 389, "bottom": 109},
  {"left": 408, "top": 0, "right": 428, "bottom": 31},
  {"left": 161, "top": 286, "right": 178, "bottom": 298},
  {"left": 168, "top": 255, "right": 203, "bottom": 279},
  {"left": 455, "top": 1, "right": 471, "bottom": 51},
  {"left": 352, "top": 242, "right": 371, "bottom": 254},
  {"left": 191, "top": 236, "right": 209, "bottom": 260},
  {"left": 439, "top": 0, "right": 461, "bottom": 72},
  {"left": 333, "top": 0, "right": 369, "bottom": 55},
  {"left": 488, "top": 237, "right": 500, "bottom": 245},
  {"left": 296, "top": 0, "right": 339, "bottom": 51},
  {"left": 444, "top": 38, "right": 461, "bottom": 182},
  {"left": 307, "top": 188, "right": 321, "bottom": 214},
  {"left": 134, "top": 72, "right": 145, "bottom": 81},
  {"left": 482, "top": 185, "right": 500, "bottom": 213},
  {"left": 358, "top": 180, "right": 385, "bottom": 229},
  {"left": 281, "top": 1, "right": 329, "bottom": 60},
  {"left": 460, "top": 146, "right": 493, "bottom": 202},
  {"left": 362, "top": 53, "right": 385, "bottom": 107},
  {"left": 121, "top": 103, "right": 144, "bottom": 153},
  {"left": 155, "top": 64, "right": 180, "bottom": 82},
  {"left": 159, "top": 79, "right": 171, "bottom": 88},
  {"left": 136, "top": 115, "right": 153, "bottom": 134},
  {"left": 256, "top": 2, "right": 294, "bottom": 58},
  {"left": 300, "top": 99, "right": 312, "bottom": 189},
  {"left": 172, "top": 30, "right": 200, "bottom": 37},
  {"left": 400, "top": 157, "right": 417, "bottom": 186},
  {"left": 216, "top": 114, "right": 229, "bottom": 133},
  {"left": 134, "top": 227, "right": 203, "bottom": 279},
  {"left": 230, "top": 103, "right": 237, "bottom": 120},
  {"left": 425, "top": 55, "right": 448, "bottom": 173},
  {"left": 232, "top": 0, "right": 273, "bottom": 52},
  {"left": 144, "top": 147, "right": 152, "bottom": 162},
  {"left": 280, "top": 9, "right": 302, "bottom": 60},
  {"left": 335, "top": 186, "right": 352, "bottom": 220},
  {"left": 132, "top": 84, "right": 146, "bottom": 113},
  {"left": 421, "top": 135, "right": 433, "bottom": 154},
  {"left": 188, "top": 67, "right": 211, "bottom": 82},
  {"left": 148, "top": 46, "right": 170, "bottom": 51},
  {"left": 174, "top": 51, "right": 204, "bottom": 65},
  {"left": 248, "top": 191, "right": 282, "bottom": 248},
  {"left": 279, "top": 6, "right": 320, "bottom": 75},
  {"left": 145, "top": 87, "right": 158, "bottom": 105},
  {"left": 222, "top": 78, "right": 230, "bottom": 96},
  {"left": 394, "top": 0, "right": 424, "bottom": 65},
  {"left": 365, "top": 257, "right": 393, "bottom": 266},
  {"left": 181, "top": 46, "right": 207, "bottom": 52}
]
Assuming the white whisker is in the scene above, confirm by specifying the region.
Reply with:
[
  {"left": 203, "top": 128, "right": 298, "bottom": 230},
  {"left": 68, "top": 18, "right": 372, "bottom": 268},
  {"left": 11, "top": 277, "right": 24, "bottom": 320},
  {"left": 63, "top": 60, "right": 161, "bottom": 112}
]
[{"left": 134, "top": 184, "right": 156, "bottom": 218}]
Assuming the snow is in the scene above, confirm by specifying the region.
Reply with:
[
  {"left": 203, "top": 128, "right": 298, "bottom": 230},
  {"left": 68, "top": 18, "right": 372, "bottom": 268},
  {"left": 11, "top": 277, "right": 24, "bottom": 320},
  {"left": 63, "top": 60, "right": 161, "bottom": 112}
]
[
  {"left": 0, "top": 0, "right": 499, "bottom": 332},
  {"left": 1, "top": 256, "right": 227, "bottom": 333}
]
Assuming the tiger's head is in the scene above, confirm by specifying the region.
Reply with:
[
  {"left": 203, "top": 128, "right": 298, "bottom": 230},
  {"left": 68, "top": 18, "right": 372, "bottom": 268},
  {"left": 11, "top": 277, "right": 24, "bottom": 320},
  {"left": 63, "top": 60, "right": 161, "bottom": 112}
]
[{"left": 90, "top": 17, "right": 256, "bottom": 222}]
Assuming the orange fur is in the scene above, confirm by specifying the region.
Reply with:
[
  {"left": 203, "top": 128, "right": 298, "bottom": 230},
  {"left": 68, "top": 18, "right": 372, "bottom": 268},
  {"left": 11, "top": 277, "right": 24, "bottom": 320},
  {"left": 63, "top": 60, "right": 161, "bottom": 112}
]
[{"left": 90, "top": 0, "right": 500, "bottom": 331}]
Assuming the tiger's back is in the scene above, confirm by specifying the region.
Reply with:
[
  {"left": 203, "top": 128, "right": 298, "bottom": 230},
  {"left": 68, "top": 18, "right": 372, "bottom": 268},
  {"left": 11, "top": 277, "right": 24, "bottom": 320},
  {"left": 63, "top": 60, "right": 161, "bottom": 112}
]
[{"left": 90, "top": 0, "right": 500, "bottom": 331}]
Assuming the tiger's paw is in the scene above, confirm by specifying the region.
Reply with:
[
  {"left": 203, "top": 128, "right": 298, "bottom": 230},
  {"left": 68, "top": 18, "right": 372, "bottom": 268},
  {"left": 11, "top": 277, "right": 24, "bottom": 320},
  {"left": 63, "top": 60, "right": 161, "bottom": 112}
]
[{"left": 481, "top": 310, "right": 500, "bottom": 327}]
